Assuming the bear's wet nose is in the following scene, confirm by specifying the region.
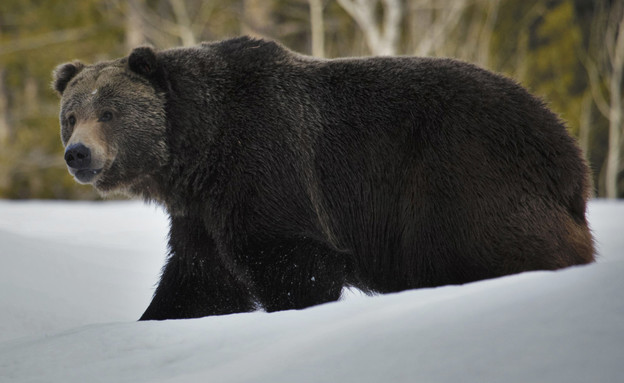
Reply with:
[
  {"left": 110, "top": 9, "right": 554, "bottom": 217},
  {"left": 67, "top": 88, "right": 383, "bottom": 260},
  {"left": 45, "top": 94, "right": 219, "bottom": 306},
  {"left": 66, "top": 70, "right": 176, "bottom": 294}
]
[{"left": 64, "top": 143, "right": 92, "bottom": 169}]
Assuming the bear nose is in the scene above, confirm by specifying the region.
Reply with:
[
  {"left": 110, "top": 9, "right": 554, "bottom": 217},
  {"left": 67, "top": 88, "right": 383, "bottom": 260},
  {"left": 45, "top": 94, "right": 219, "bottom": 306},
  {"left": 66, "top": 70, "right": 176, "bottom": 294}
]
[{"left": 64, "top": 143, "right": 92, "bottom": 169}]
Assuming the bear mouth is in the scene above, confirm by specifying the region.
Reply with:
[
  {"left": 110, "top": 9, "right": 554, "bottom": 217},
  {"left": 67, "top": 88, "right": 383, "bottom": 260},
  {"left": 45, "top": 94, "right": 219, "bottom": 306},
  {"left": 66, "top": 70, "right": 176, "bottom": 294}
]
[{"left": 72, "top": 168, "right": 103, "bottom": 184}]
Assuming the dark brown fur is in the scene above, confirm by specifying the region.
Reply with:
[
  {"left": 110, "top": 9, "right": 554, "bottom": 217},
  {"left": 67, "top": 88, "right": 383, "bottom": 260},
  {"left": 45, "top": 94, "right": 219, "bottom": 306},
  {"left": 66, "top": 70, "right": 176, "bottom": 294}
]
[{"left": 53, "top": 37, "right": 594, "bottom": 320}]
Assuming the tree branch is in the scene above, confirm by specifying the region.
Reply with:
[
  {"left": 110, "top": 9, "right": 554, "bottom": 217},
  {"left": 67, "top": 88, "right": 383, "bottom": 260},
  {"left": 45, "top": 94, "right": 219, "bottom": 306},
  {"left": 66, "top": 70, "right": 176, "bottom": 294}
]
[
  {"left": 418, "top": 0, "right": 466, "bottom": 57},
  {"left": 168, "top": 0, "right": 197, "bottom": 46},
  {"left": 337, "top": 0, "right": 401, "bottom": 55}
]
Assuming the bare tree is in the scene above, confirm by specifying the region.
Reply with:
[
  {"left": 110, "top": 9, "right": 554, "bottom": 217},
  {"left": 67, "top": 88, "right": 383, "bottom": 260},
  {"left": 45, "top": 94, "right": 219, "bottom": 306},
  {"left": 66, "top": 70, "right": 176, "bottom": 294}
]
[
  {"left": 23, "top": 77, "right": 39, "bottom": 116},
  {"left": 0, "top": 67, "right": 9, "bottom": 145},
  {"left": 336, "top": 0, "right": 402, "bottom": 56},
  {"left": 337, "top": 0, "right": 498, "bottom": 62},
  {"left": 117, "top": 0, "right": 220, "bottom": 48},
  {"left": 408, "top": 0, "right": 467, "bottom": 57},
  {"left": 168, "top": 0, "right": 197, "bottom": 46},
  {"left": 308, "top": 0, "right": 325, "bottom": 57},
  {"left": 126, "top": 0, "right": 148, "bottom": 49},
  {"left": 404, "top": 0, "right": 502, "bottom": 67},
  {"left": 579, "top": 92, "right": 593, "bottom": 162},
  {"left": 474, "top": 0, "right": 499, "bottom": 67},
  {"left": 241, "top": 0, "right": 275, "bottom": 38},
  {"left": 584, "top": 1, "right": 624, "bottom": 198}
]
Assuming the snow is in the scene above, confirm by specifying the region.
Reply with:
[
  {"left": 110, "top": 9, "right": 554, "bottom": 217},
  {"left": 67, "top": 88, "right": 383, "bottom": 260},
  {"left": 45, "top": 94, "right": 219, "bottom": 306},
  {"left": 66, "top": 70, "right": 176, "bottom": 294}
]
[{"left": 0, "top": 200, "right": 622, "bottom": 382}]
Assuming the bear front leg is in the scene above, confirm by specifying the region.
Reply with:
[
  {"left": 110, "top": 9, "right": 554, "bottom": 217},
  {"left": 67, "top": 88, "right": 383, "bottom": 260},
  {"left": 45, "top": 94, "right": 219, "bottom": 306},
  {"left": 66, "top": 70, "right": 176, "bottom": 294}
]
[{"left": 139, "top": 215, "right": 255, "bottom": 321}]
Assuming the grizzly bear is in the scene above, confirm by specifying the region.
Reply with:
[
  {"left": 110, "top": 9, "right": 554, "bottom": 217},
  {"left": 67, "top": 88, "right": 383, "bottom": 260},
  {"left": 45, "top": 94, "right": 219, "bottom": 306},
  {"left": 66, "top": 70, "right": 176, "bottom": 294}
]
[{"left": 53, "top": 36, "right": 594, "bottom": 320}]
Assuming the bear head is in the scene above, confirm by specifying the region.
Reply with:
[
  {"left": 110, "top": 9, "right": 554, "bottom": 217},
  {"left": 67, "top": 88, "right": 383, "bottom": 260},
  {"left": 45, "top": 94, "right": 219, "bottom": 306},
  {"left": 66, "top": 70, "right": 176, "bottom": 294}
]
[{"left": 52, "top": 47, "right": 169, "bottom": 197}]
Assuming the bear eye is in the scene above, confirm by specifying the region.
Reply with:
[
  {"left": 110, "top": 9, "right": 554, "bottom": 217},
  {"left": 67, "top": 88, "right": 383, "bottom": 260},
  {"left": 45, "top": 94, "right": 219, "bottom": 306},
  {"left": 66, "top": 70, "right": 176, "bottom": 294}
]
[
  {"left": 99, "top": 111, "right": 113, "bottom": 122},
  {"left": 68, "top": 115, "right": 76, "bottom": 126}
]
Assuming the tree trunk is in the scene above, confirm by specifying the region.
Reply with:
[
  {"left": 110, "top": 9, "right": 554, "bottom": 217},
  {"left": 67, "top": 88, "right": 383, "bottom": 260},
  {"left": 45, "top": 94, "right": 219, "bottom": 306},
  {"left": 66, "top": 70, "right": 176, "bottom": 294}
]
[
  {"left": 579, "top": 92, "right": 595, "bottom": 197},
  {"left": 476, "top": 0, "right": 499, "bottom": 67},
  {"left": 308, "top": 0, "right": 325, "bottom": 58},
  {"left": 168, "top": 0, "right": 196, "bottom": 46},
  {"left": 579, "top": 93, "right": 592, "bottom": 161},
  {"left": 605, "top": 93, "right": 622, "bottom": 199},
  {"left": 0, "top": 67, "right": 10, "bottom": 145},
  {"left": 604, "top": 11, "right": 624, "bottom": 199},
  {"left": 24, "top": 76, "right": 39, "bottom": 116},
  {"left": 126, "top": 0, "right": 147, "bottom": 49},
  {"left": 241, "top": 0, "right": 273, "bottom": 38}
]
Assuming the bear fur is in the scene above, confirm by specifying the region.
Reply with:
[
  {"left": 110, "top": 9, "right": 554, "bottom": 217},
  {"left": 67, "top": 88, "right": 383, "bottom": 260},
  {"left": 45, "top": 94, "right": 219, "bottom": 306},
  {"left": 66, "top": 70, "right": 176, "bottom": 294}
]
[{"left": 53, "top": 36, "right": 594, "bottom": 320}]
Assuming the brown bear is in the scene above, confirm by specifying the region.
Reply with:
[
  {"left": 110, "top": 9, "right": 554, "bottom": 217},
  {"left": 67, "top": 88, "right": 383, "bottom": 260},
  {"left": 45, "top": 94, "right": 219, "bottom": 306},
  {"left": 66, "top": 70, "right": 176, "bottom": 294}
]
[{"left": 53, "top": 36, "right": 594, "bottom": 320}]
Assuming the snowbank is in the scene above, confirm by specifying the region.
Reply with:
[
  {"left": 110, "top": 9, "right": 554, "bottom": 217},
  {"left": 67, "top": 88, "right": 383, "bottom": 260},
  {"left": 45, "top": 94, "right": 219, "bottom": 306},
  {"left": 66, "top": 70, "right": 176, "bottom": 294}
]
[{"left": 0, "top": 200, "right": 622, "bottom": 382}]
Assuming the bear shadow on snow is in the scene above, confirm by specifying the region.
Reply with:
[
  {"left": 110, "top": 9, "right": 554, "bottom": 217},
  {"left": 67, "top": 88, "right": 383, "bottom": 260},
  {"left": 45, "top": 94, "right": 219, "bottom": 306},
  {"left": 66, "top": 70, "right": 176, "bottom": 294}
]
[{"left": 53, "top": 36, "right": 594, "bottom": 320}]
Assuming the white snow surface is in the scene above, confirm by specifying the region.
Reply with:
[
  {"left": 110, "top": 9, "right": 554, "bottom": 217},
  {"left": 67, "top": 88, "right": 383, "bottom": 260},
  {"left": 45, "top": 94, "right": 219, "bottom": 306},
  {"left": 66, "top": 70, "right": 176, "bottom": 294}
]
[{"left": 0, "top": 200, "right": 622, "bottom": 382}]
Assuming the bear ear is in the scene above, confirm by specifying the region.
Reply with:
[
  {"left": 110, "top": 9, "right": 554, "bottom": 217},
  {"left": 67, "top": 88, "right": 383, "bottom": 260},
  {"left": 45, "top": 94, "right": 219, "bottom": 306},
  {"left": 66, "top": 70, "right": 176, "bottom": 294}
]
[
  {"left": 128, "top": 46, "right": 158, "bottom": 77},
  {"left": 52, "top": 61, "right": 85, "bottom": 95}
]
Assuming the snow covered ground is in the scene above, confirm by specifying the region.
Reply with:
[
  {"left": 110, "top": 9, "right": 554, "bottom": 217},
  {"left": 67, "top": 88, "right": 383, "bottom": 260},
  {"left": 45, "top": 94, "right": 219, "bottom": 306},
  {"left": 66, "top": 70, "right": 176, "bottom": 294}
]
[{"left": 0, "top": 199, "right": 622, "bottom": 383}]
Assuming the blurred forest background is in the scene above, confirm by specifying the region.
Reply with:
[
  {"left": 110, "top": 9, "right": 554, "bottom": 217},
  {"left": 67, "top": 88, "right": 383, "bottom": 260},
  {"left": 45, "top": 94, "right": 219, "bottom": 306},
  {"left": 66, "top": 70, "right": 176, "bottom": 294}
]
[{"left": 0, "top": 0, "right": 623, "bottom": 199}]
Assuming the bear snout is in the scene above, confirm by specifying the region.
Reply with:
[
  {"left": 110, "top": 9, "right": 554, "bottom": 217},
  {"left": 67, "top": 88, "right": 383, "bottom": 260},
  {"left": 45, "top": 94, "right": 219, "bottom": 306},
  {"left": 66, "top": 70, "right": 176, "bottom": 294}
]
[
  {"left": 64, "top": 142, "right": 104, "bottom": 184},
  {"left": 64, "top": 143, "right": 92, "bottom": 170}
]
